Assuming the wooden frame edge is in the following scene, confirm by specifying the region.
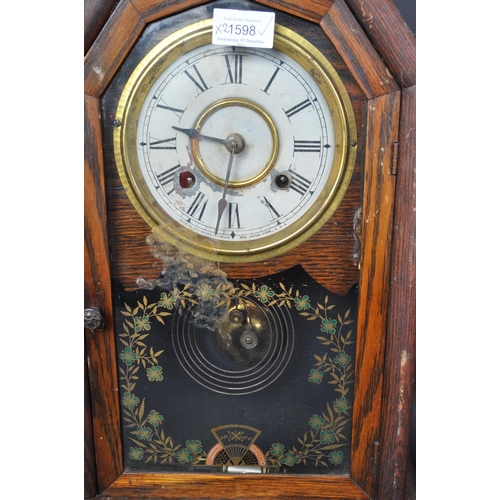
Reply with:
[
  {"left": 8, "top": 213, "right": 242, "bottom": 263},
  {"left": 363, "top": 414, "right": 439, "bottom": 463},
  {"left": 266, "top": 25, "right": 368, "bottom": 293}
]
[
  {"left": 320, "top": 0, "right": 399, "bottom": 99},
  {"left": 85, "top": 94, "right": 124, "bottom": 491},
  {"left": 84, "top": 2, "right": 415, "bottom": 498},
  {"left": 253, "top": 0, "right": 334, "bottom": 23},
  {"left": 343, "top": 0, "right": 416, "bottom": 88},
  {"left": 349, "top": 91, "right": 401, "bottom": 497},
  {"left": 376, "top": 85, "right": 416, "bottom": 500},
  {"left": 103, "top": 472, "right": 370, "bottom": 499}
]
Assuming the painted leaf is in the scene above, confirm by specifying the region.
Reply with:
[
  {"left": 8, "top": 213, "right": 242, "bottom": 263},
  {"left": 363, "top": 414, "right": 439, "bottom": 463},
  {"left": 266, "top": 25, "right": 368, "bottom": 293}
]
[
  {"left": 321, "top": 444, "right": 344, "bottom": 450},
  {"left": 327, "top": 403, "right": 334, "bottom": 421},
  {"left": 139, "top": 398, "right": 145, "bottom": 421}
]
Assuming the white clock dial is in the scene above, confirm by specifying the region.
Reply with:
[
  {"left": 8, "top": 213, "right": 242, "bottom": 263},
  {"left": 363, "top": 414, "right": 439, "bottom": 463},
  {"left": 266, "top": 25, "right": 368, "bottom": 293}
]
[
  {"left": 115, "top": 21, "right": 356, "bottom": 262},
  {"left": 138, "top": 44, "right": 333, "bottom": 242}
]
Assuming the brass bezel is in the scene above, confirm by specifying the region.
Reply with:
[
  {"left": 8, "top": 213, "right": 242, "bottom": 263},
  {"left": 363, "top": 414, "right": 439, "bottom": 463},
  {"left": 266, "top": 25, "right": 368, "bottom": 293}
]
[{"left": 114, "top": 20, "right": 357, "bottom": 262}]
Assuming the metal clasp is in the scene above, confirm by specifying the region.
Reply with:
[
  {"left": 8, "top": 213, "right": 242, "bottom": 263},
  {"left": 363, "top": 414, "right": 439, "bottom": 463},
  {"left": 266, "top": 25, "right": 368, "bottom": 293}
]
[{"left": 84, "top": 307, "right": 103, "bottom": 331}]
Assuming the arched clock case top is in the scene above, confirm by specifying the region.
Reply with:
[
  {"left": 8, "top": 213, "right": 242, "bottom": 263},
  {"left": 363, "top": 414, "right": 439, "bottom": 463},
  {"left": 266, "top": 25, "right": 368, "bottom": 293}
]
[{"left": 84, "top": 1, "right": 416, "bottom": 499}]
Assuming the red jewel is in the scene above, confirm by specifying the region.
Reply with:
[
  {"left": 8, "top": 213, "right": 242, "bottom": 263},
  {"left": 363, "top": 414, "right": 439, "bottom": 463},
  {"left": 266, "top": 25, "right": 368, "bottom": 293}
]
[{"left": 179, "top": 171, "right": 195, "bottom": 188}]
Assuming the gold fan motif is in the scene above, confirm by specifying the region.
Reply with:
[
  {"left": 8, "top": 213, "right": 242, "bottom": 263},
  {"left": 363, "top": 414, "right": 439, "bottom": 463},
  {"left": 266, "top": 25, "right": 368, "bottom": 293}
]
[{"left": 206, "top": 425, "right": 266, "bottom": 466}]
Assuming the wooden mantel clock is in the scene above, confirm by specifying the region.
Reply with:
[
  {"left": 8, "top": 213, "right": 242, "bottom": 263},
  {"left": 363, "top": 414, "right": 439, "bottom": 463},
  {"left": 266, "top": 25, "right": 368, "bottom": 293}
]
[{"left": 84, "top": 1, "right": 415, "bottom": 499}]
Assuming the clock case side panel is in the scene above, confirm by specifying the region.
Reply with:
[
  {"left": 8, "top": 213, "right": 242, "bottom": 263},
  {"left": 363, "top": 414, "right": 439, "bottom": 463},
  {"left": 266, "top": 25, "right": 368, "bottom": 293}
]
[
  {"left": 321, "top": 1, "right": 416, "bottom": 498},
  {"left": 377, "top": 85, "right": 416, "bottom": 500},
  {"left": 84, "top": 94, "right": 124, "bottom": 493}
]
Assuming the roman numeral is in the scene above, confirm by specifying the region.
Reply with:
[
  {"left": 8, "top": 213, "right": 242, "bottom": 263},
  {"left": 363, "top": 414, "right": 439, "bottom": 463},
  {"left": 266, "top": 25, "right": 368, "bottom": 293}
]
[
  {"left": 186, "top": 192, "right": 208, "bottom": 220},
  {"left": 261, "top": 63, "right": 282, "bottom": 94},
  {"left": 149, "top": 137, "right": 176, "bottom": 150},
  {"left": 156, "top": 164, "right": 181, "bottom": 195},
  {"left": 227, "top": 203, "right": 241, "bottom": 229},
  {"left": 284, "top": 99, "right": 312, "bottom": 119},
  {"left": 264, "top": 196, "right": 280, "bottom": 220},
  {"left": 293, "top": 139, "right": 321, "bottom": 153},
  {"left": 289, "top": 171, "right": 312, "bottom": 196},
  {"left": 224, "top": 55, "right": 243, "bottom": 84},
  {"left": 156, "top": 102, "right": 185, "bottom": 119},
  {"left": 184, "top": 64, "right": 209, "bottom": 95}
]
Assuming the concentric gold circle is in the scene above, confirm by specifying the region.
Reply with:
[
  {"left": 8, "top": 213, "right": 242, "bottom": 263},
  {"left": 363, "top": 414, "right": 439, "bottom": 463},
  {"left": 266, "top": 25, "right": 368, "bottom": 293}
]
[{"left": 192, "top": 98, "right": 279, "bottom": 189}]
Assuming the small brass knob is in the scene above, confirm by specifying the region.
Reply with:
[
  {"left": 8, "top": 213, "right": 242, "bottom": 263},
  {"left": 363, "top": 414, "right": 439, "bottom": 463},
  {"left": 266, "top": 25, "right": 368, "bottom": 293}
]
[
  {"left": 228, "top": 309, "right": 245, "bottom": 324},
  {"left": 240, "top": 331, "right": 258, "bottom": 350}
]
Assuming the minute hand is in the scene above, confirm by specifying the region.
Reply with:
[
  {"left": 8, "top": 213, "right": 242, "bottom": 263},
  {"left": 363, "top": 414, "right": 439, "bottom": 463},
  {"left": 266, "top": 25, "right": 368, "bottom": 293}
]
[
  {"left": 172, "top": 126, "right": 227, "bottom": 145},
  {"left": 215, "top": 143, "right": 236, "bottom": 236}
]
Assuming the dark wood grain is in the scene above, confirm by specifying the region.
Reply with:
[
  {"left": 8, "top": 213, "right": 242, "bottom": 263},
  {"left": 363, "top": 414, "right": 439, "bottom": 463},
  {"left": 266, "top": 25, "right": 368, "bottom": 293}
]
[
  {"left": 254, "top": 0, "right": 333, "bottom": 23},
  {"left": 131, "top": 0, "right": 212, "bottom": 22},
  {"left": 320, "top": 0, "right": 399, "bottom": 99},
  {"left": 104, "top": 472, "right": 369, "bottom": 498},
  {"left": 84, "top": 0, "right": 146, "bottom": 97},
  {"left": 344, "top": 0, "right": 416, "bottom": 89},
  {"left": 405, "top": 459, "right": 416, "bottom": 500},
  {"left": 84, "top": 344, "right": 98, "bottom": 499},
  {"left": 350, "top": 91, "right": 400, "bottom": 498},
  {"left": 85, "top": 95, "right": 123, "bottom": 492},
  {"left": 84, "top": 0, "right": 119, "bottom": 54},
  {"left": 376, "top": 85, "right": 416, "bottom": 500}
]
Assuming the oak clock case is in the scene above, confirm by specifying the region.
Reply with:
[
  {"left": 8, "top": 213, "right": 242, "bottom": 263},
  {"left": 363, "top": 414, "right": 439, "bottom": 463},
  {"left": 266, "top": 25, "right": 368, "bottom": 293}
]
[{"left": 102, "top": 0, "right": 363, "bottom": 479}]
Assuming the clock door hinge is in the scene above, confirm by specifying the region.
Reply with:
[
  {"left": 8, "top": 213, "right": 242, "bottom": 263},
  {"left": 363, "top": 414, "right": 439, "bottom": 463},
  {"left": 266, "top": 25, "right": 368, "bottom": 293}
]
[{"left": 391, "top": 142, "right": 399, "bottom": 175}]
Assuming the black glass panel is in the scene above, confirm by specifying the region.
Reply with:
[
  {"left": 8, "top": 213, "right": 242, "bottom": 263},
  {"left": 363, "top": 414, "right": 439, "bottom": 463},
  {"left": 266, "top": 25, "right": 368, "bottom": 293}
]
[{"left": 113, "top": 265, "right": 357, "bottom": 475}]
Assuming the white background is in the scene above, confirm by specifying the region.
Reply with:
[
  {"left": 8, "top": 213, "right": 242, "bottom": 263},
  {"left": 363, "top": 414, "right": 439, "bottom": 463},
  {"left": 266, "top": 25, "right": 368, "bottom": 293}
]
[{"left": 1, "top": 2, "right": 498, "bottom": 499}]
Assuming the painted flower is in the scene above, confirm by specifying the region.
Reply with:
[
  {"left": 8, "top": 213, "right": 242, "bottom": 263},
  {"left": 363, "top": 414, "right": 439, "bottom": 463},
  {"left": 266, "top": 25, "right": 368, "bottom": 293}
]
[
  {"left": 280, "top": 452, "right": 298, "bottom": 466},
  {"left": 329, "top": 450, "right": 344, "bottom": 465},
  {"left": 309, "top": 414, "right": 326, "bottom": 429},
  {"left": 167, "top": 287, "right": 182, "bottom": 302},
  {"left": 186, "top": 440, "right": 202, "bottom": 454},
  {"left": 255, "top": 285, "right": 274, "bottom": 303},
  {"left": 119, "top": 346, "right": 137, "bottom": 366},
  {"left": 321, "top": 318, "right": 337, "bottom": 334},
  {"left": 270, "top": 443, "right": 284, "bottom": 457},
  {"left": 333, "top": 397, "right": 352, "bottom": 414},
  {"left": 158, "top": 292, "right": 176, "bottom": 310},
  {"left": 320, "top": 429, "right": 336, "bottom": 445},
  {"left": 121, "top": 391, "right": 139, "bottom": 410},
  {"left": 294, "top": 295, "right": 311, "bottom": 311},
  {"left": 146, "top": 410, "right": 164, "bottom": 428},
  {"left": 176, "top": 448, "right": 192, "bottom": 464},
  {"left": 195, "top": 282, "right": 216, "bottom": 301},
  {"left": 147, "top": 365, "right": 164, "bottom": 382},
  {"left": 136, "top": 426, "right": 153, "bottom": 441},
  {"left": 334, "top": 351, "right": 351, "bottom": 368},
  {"left": 308, "top": 369, "right": 323, "bottom": 384},
  {"left": 134, "top": 315, "right": 151, "bottom": 332},
  {"left": 129, "top": 447, "right": 143, "bottom": 461}
]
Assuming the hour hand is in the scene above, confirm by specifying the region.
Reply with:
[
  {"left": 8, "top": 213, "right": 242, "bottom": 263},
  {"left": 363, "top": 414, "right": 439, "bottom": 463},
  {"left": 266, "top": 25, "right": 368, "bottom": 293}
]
[
  {"left": 172, "top": 126, "right": 227, "bottom": 145},
  {"left": 215, "top": 142, "right": 236, "bottom": 235}
]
